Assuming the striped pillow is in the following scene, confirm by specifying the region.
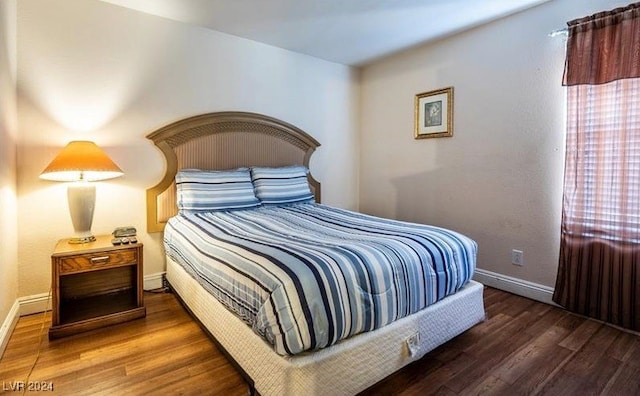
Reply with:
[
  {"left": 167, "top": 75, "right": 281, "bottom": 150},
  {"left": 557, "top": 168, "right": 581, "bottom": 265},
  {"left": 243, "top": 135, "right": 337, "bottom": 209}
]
[
  {"left": 251, "top": 166, "right": 315, "bottom": 205},
  {"left": 176, "top": 168, "right": 260, "bottom": 212}
]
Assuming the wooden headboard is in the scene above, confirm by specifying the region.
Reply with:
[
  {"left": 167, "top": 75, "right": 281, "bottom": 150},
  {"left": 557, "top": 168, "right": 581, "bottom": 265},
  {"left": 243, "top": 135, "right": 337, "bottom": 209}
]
[{"left": 146, "top": 111, "right": 321, "bottom": 232}]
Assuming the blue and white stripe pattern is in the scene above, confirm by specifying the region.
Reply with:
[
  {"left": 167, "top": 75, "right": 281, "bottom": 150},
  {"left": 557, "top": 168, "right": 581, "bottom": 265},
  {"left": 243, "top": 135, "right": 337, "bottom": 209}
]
[
  {"left": 176, "top": 168, "right": 261, "bottom": 212},
  {"left": 164, "top": 203, "right": 477, "bottom": 356},
  {"left": 250, "top": 166, "right": 315, "bottom": 205}
]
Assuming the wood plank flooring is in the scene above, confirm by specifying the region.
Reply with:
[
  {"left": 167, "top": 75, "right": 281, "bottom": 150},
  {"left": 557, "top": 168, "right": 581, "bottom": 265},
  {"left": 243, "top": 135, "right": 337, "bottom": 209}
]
[
  {"left": 1, "top": 287, "right": 639, "bottom": 395},
  {"left": 0, "top": 291, "right": 247, "bottom": 395}
]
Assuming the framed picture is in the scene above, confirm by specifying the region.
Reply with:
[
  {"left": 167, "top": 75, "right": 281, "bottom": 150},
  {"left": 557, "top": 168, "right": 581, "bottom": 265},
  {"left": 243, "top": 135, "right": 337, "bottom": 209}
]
[{"left": 414, "top": 87, "right": 453, "bottom": 139}]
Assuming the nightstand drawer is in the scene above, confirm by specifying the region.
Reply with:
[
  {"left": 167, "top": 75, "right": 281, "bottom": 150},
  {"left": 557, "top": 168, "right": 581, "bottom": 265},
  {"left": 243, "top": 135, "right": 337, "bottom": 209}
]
[{"left": 59, "top": 249, "right": 137, "bottom": 274}]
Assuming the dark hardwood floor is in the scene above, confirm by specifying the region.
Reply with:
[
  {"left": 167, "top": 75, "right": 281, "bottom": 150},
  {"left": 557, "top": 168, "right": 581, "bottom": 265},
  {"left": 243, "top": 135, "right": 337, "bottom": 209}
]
[
  {"left": 364, "top": 287, "right": 640, "bottom": 396},
  {"left": 1, "top": 287, "right": 639, "bottom": 395}
]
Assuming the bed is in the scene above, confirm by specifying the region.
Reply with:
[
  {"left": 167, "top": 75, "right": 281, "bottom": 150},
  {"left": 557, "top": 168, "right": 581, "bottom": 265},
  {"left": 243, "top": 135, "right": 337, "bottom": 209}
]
[{"left": 146, "top": 111, "right": 485, "bottom": 395}]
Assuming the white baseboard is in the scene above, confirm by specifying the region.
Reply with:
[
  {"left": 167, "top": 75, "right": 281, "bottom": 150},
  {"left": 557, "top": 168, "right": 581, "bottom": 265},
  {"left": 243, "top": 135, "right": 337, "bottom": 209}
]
[
  {"left": 0, "top": 300, "right": 20, "bottom": 359},
  {"left": 143, "top": 272, "right": 166, "bottom": 291},
  {"left": 473, "top": 268, "right": 559, "bottom": 306},
  {"left": 19, "top": 292, "right": 52, "bottom": 316}
]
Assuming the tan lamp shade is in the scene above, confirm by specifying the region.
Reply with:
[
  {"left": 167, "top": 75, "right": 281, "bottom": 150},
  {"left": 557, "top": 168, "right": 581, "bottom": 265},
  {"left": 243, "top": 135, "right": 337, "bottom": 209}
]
[{"left": 40, "top": 141, "right": 124, "bottom": 182}]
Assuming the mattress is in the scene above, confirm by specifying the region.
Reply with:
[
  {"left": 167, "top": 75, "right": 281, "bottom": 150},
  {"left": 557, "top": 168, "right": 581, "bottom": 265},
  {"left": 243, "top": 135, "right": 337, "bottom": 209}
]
[
  {"left": 167, "top": 257, "right": 485, "bottom": 396},
  {"left": 164, "top": 203, "right": 477, "bottom": 355}
]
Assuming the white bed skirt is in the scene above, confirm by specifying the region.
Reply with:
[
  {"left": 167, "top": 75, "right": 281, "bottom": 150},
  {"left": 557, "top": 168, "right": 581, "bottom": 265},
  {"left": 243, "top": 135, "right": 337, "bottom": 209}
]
[{"left": 167, "top": 256, "right": 485, "bottom": 395}]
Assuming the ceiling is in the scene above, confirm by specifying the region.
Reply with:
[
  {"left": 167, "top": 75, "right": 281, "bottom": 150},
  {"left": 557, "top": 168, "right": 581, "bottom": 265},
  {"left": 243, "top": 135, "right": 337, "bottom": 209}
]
[{"left": 100, "top": 0, "right": 552, "bottom": 66}]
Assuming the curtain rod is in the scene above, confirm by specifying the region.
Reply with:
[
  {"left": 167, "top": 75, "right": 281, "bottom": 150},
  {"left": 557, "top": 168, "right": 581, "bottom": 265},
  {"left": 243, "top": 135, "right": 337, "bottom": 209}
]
[{"left": 549, "top": 28, "right": 568, "bottom": 37}]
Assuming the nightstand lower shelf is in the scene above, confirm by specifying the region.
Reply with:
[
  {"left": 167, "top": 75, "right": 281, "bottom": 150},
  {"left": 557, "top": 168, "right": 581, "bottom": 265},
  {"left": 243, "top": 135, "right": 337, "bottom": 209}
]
[
  {"left": 59, "top": 288, "right": 138, "bottom": 324},
  {"left": 49, "top": 306, "right": 146, "bottom": 339}
]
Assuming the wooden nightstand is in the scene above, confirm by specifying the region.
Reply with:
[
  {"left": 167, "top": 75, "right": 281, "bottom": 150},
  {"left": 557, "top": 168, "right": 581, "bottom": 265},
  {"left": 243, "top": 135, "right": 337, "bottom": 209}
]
[{"left": 48, "top": 235, "right": 146, "bottom": 339}]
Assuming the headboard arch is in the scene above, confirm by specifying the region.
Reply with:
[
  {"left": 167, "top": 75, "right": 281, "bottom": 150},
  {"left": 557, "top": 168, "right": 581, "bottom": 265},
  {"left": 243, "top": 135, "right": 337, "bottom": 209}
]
[{"left": 146, "top": 111, "right": 321, "bottom": 232}]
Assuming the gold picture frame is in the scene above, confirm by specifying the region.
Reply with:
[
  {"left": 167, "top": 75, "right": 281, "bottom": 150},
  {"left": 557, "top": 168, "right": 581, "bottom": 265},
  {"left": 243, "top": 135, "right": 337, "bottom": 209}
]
[{"left": 415, "top": 87, "right": 454, "bottom": 139}]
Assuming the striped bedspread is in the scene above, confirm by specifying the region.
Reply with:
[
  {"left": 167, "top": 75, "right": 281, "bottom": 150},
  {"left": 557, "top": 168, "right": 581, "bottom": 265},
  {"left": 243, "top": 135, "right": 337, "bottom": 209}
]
[{"left": 164, "top": 203, "right": 477, "bottom": 356}]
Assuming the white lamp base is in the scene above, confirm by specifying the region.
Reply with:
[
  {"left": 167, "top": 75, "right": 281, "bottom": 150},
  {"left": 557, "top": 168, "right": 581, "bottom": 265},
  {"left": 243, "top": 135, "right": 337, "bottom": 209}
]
[{"left": 67, "top": 183, "right": 96, "bottom": 244}]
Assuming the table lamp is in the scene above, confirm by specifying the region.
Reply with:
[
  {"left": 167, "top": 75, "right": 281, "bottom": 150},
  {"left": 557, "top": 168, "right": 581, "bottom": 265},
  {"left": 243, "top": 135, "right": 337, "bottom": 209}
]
[{"left": 40, "top": 141, "right": 124, "bottom": 244}]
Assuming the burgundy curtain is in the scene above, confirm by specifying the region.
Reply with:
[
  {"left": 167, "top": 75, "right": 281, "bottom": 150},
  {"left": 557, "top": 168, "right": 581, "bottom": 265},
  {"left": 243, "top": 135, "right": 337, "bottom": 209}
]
[
  {"left": 563, "top": 3, "right": 640, "bottom": 85},
  {"left": 553, "top": 3, "right": 640, "bottom": 330}
]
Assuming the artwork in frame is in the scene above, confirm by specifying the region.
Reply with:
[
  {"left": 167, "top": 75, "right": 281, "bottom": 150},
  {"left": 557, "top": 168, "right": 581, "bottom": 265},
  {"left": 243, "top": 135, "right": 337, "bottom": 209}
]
[{"left": 415, "top": 87, "right": 454, "bottom": 139}]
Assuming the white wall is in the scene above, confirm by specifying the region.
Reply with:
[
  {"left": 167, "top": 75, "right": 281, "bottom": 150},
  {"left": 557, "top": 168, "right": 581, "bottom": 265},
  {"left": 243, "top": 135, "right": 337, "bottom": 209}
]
[
  {"left": 359, "top": 0, "right": 630, "bottom": 289},
  {"left": 14, "top": 0, "right": 631, "bottom": 306},
  {"left": 0, "top": 0, "right": 19, "bottom": 353},
  {"left": 16, "top": 0, "right": 359, "bottom": 297}
]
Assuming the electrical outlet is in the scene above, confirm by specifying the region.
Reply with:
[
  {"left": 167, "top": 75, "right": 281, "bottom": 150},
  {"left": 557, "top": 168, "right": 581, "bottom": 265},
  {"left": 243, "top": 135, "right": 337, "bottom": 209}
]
[{"left": 512, "top": 249, "right": 524, "bottom": 266}]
